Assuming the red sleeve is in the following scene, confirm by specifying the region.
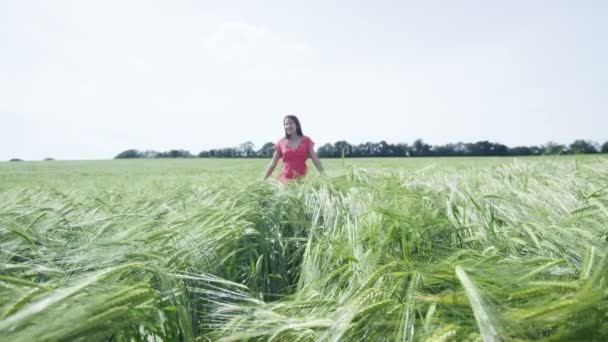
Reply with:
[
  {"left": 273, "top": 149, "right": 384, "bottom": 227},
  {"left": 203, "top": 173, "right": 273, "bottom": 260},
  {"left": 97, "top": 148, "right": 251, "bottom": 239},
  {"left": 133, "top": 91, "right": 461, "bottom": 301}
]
[
  {"left": 275, "top": 139, "right": 283, "bottom": 157},
  {"left": 307, "top": 137, "right": 315, "bottom": 158},
  {"left": 308, "top": 137, "right": 315, "bottom": 148}
]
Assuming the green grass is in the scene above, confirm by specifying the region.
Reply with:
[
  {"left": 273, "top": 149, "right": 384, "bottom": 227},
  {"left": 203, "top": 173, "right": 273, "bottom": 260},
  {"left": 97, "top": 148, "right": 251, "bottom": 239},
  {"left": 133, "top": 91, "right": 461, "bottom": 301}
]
[
  {"left": 0, "top": 156, "right": 584, "bottom": 190},
  {"left": 1, "top": 155, "right": 607, "bottom": 341}
]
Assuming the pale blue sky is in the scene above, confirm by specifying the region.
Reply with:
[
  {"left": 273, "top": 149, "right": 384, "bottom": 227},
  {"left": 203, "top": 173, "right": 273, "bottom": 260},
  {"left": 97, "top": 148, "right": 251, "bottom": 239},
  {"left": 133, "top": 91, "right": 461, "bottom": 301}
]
[{"left": 1, "top": 0, "right": 606, "bottom": 160}]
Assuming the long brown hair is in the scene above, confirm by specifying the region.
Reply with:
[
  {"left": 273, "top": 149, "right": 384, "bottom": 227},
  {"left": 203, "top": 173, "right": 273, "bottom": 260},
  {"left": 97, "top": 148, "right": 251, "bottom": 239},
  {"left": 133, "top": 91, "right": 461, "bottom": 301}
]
[{"left": 284, "top": 115, "right": 303, "bottom": 138}]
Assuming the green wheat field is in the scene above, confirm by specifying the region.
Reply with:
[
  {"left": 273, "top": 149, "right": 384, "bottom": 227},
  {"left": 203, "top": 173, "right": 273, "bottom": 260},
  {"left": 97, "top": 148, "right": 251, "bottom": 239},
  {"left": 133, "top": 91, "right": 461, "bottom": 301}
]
[{"left": 1, "top": 156, "right": 607, "bottom": 341}]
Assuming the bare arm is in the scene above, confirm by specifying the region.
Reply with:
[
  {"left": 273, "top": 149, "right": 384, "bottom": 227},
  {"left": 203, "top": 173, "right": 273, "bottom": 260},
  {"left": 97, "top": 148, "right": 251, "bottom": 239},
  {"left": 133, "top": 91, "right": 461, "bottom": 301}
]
[
  {"left": 262, "top": 150, "right": 282, "bottom": 180},
  {"left": 309, "top": 144, "right": 325, "bottom": 174}
]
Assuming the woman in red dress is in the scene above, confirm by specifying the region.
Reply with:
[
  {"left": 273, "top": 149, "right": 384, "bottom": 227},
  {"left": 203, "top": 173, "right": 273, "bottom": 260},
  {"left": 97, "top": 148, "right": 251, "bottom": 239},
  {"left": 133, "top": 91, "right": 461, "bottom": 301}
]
[{"left": 262, "top": 115, "right": 325, "bottom": 182}]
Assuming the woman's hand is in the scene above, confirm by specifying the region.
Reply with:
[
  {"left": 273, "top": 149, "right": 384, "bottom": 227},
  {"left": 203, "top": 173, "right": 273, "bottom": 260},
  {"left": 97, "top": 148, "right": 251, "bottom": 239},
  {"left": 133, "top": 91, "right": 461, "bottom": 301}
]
[
  {"left": 262, "top": 149, "right": 281, "bottom": 181},
  {"left": 308, "top": 143, "right": 325, "bottom": 174}
]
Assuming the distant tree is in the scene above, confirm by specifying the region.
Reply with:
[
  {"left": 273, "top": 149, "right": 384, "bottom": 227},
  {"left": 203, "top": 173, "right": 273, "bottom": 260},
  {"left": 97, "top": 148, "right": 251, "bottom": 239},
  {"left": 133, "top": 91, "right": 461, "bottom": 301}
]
[
  {"left": 114, "top": 138, "right": 606, "bottom": 159},
  {"left": 370, "top": 142, "right": 383, "bottom": 156},
  {"left": 393, "top": 143, "right": 409, "bottom": 157},
  {"left": 569, "top": 140, "right": 598, "bottom": 154},
  {"left": 115, "top": 149, "right": 142, "bottom": 159},
  {"left": 462, "top": 141, "right": 505, "bottom": 156},
  {"left": 509, "top": 146, "right": 533, "bottom": 156},
  {"left": 141, "top": 150, "right": 160, "bottom": 158},
  {"left": 543, "top": 141, "right": 566, "bottom": 155},
  {"left": 466, "top": 141, "right": 490, "bottom": 156},
  {"left": 257, "top": 142, "right": 275, "bottom": 158},
  {"left": 217, "top": 148, "right": 238, "bottom": 158},
  {"left": 350, "top": 144, "right": 361, "bottom": 157},
  {"left": 453, "top": 142, "right": 466, "bottom": 156},
  {"left": 432, "top": 144, "right": 457, "bottom": 156},
  {"left": 377, "top": 140, "right": 396, "bottom": 156},
  {"left": 529, "top": 146, "right": 543, "bottom": 155},
  {"left": 43, "top": 157, "right": 55, "bottom": 161},
  {"left": 355, "top": 142, "right": 371, "bottom": 157},
  {"left": 334, "top": 141, "right": 353, "bottom": 157},
  {"left": 412, "top": 139, "right": 431, "bottom": 157},
  {"left": 317, "top": 143, "right": 337, "bottom": 158},
  {"left": 493, "top": 143, "right": 509, "bottom": 156},
  {"left": 167, "top": 149, "right": 193, "bottom": 158},
  {"left": 9, "top": 158, "right": 23, "bottom": 162},
  {"left": 239, "top": 141, "right": 256, "bottom": 157}
]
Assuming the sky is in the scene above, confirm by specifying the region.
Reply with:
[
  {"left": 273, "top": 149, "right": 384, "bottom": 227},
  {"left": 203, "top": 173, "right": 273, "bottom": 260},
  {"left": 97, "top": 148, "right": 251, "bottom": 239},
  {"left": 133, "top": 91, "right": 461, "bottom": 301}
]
[{"left": 1, "top": 0, "right": 607, "bottom": 160}]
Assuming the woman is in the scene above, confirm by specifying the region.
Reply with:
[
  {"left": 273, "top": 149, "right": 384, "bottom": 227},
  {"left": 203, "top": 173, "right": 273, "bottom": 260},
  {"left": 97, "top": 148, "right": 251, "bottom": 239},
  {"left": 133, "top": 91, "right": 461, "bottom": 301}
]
[{"left": 262, "top": 115, "right": 324, "bottom": 182}]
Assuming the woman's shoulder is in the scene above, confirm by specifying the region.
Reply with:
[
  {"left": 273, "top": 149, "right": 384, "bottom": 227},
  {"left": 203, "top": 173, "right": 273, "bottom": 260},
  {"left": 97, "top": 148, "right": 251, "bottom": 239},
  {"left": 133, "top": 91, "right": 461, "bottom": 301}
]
[{"left": 303, "top": 136, "right": 314, "bottom": 144}]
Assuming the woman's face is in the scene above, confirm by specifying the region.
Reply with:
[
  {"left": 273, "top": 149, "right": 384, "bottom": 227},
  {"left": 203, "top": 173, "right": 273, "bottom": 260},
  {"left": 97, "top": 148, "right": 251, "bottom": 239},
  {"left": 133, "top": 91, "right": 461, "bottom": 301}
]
[{"left": 284, "top": 118, "right": 297, "bottom": 136}]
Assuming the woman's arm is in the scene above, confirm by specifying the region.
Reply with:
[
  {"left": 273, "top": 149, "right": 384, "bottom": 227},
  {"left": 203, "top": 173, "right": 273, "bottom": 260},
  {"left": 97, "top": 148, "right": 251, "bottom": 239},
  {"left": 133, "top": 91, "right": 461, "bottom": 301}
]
[
  {"left": 262, "top": 149, "right": 282, "bottom": 180},
  {"left": 308, "top": 143, "right": 325, "bottom": 174}
]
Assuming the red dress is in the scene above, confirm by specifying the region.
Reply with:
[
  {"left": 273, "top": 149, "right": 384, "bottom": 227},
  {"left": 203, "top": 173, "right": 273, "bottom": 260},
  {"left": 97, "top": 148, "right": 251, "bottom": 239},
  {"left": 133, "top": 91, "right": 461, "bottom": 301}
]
[{"left": 275, "top": 136, "right": 315, "bottom": 182}]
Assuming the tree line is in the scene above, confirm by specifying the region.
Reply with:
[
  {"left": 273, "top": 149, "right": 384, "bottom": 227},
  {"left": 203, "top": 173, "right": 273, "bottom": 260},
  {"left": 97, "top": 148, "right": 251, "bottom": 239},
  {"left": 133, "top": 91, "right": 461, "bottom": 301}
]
[{"left": 115, "top": 139, "right": 608, "bottom": 159}]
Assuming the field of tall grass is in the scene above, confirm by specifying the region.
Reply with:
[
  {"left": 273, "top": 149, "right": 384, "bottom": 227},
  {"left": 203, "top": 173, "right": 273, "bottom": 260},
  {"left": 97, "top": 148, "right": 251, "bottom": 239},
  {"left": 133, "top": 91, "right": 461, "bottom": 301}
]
[{"left": 1, "top": 156, "right": 607, "bottom": 341}]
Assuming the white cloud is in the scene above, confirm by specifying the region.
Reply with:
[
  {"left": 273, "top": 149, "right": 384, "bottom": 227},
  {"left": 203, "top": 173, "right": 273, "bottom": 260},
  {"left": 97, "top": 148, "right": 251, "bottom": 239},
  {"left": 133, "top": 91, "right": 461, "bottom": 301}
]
[
  {"left": 78, "top": 79, "right": 99, "bottom": 97},
  {"left": 204, "top": 21, "right": 312, "bottom": 66}
]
